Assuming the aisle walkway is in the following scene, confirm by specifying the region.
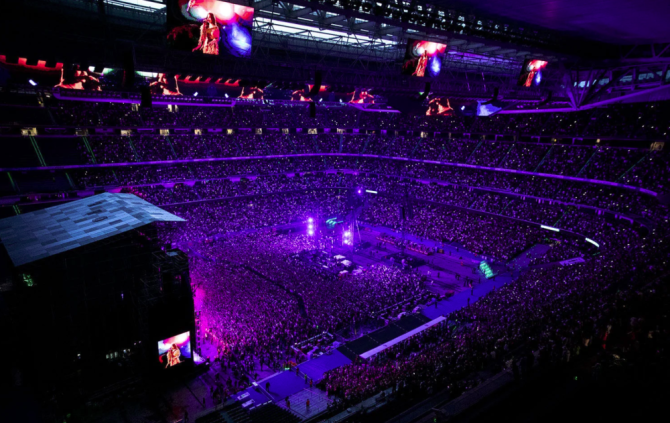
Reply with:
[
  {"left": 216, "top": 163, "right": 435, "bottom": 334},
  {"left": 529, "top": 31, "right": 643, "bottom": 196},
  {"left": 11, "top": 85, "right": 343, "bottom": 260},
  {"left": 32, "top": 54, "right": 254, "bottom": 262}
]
[{"left": 422, "top": 272, "right": 514, "bottom": 320}]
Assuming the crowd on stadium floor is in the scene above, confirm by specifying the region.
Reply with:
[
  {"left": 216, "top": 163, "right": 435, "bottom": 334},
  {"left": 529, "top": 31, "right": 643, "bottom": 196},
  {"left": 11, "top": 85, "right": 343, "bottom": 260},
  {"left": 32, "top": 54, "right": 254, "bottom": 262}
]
[
  {"left": 319, "top": 222, "right": 669, "bottom": 405},
  {"left": 187, "top": 231, "right": 426, "bottom": 399}
]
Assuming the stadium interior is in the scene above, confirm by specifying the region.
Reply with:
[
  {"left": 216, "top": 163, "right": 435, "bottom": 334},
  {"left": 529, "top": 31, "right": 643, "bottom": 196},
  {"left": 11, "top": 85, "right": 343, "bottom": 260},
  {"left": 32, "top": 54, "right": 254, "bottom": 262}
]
[{"left": 0, "top": 1, "right": 670, "bottom": 423}]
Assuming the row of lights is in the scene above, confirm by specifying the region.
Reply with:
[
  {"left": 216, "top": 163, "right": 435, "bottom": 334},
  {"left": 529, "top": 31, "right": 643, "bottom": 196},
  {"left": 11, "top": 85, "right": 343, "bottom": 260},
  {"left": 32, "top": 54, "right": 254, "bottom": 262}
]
[{"left": 308, "top": 217, "right": 315, "bottom": 236}]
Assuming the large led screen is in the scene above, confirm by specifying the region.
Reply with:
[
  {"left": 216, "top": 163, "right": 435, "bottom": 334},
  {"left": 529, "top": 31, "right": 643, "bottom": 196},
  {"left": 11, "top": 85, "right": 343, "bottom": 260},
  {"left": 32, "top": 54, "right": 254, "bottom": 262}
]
[
  {"left": 518, "top": 59, "right": 548, "bottom": 87},
  {"left": 425, "top": 97, "right": 454, "bottom": 116},
  {"left": 348, "top": 89, "right": 375, "bottom": 104},
  {"left": 424, "top": 96, "right": 505, "bottom": 117},
  {"left": 402, "top": 40, "right": 447, "bottom": 78},
  {"left": 158, "top": 331, "right": 191, "bottom": 369},
  {"left": 136, "top": 72, "right": 184, "bottom": 96},
  {"left": 167, "top": 0, "right": 254, "bottom": 57}
]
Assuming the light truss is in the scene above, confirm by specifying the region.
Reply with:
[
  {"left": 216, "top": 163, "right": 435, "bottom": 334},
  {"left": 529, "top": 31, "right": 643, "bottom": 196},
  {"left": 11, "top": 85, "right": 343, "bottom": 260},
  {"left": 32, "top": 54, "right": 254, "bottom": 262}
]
[
  {"left": 15, "top": 0, "right": 559, "bottom": 97},
  {"left": 566, "top": 61, "right": 670, "bottom": 108},
  {"left": 104, "top": 0, "right": 165, "bottom": 11},
  {"left": 252, "top": 14, "right": 525, "bottom": 75},
  {"left": 253, "top": 16, "right": 398, "bottom": 62},
  {"left": 252, "top": 0, "right": 565, "bottom": 62}
]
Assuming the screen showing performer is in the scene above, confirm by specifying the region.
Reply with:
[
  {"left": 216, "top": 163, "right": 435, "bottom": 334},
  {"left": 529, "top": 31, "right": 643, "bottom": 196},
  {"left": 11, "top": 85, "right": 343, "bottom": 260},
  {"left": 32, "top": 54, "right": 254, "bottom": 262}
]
[
  {"left": 238, "top": 85, "right": 264, "bottom": 99},
  {"left": 158, "top": 331, "right": 191, "bottom": 368},
  {"left": 167, "top": 0, "right": 254, "bottom": 57},
  {"left": 349, "top": 89, "right": 375, "bottom": 104},
  {"left": 518, "top": 59, "right": 548, "bottom": 87},
  {"left": 425, "top": 96, "right": 454, "bottom": 116},
  {"left": 402, "top": 40, "right": 447, "bottom": 78},
  {"left": 54, "top": 64, "right": 102, "bottom": 91},
  {"left": 148, "top": 73, "right": 183, "bottom": 96},
  {"left": 291, "top": 88, "right": 312, "bottom": 102}
]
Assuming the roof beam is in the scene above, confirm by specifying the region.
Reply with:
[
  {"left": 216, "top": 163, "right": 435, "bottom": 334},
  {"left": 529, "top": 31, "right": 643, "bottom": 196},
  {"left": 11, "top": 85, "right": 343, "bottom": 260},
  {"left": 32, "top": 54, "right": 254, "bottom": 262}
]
[
  {"left": 463, "top": 43, "right": 485, "bottom": 50},
  {"left": 254, "top": 0, "right": 274, "bottom": 9},
  {"left": 352, "top": 21, "right": 376, "bottom": 31},
  {"left": 379, "top": 26, "right": 402, "bottom": 35},
  {"left": 323, "top": 15, "right": 347, "bottom": 25},
  {"left": 476, "top": 46, "right": 502, "bottom": 53},
  {"left": 255, "top": 0, "right": 564, "bottom": 60},
  {"left": 448, "top": 39, "right": 468, "bottom": 46},
  {"left": 290, "top": 7, "right": 314, "bottom": 18}
]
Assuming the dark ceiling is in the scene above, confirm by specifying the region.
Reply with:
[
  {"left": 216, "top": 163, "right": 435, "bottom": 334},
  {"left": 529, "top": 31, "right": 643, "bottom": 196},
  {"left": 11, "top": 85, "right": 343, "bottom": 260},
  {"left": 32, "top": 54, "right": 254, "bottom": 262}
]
[{"left": 439, "top": 0, "right": 670, "bottom": 45}]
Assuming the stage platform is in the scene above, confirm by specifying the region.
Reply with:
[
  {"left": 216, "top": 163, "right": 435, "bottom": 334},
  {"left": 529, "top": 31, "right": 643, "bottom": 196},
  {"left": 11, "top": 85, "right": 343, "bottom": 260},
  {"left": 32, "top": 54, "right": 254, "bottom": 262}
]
[
  {"left": 231, "top": 349, "right": 352, "bottom": 410},
  {"left": 277, "top": 388, "right": 332, "bottom": 419},
  {"left": 336, "top": 314, "right": 431, "bottom": 360}
]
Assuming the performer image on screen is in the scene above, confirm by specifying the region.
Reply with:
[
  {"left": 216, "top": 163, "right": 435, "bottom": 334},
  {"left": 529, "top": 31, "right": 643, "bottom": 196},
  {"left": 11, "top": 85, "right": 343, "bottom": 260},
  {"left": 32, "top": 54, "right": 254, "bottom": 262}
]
[
  {"left": 413, "top": 51, "right": 429, "bottom": 77},
  {"left": 520, "top": 60, "right": 547, "bottom": 87},
  {"left": 291, "top": 89, "right": 311, "bottom": 102},
  {"left": 150, "top": 73, "right": 182, "bottom": 96},
  {"left": 193, "top": 13, "right": 221, "bottom": 56},
  {"left": 349, "top": 90, "right": 374, "bottom": 104},
  {"left": 55, "top": 65, "right": 101, "bottom": 91},
  {"left": 239, "top": 86, "right": 264, "bottom": 99},
  {"left": 426, "top": 97, "right": 454, "bottom": 116},
  {"left": 166, "top": 343, "right": 181, "bottom": 368}
]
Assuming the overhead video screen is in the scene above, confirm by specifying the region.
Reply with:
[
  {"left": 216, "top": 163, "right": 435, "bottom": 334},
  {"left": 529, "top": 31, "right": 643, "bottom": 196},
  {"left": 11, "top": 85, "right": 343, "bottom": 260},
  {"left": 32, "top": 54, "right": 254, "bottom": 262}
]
[
  {"left": 0, "top": 57, "right": 128, "bottom": 91},
  {"left": 348, "top": 88, "right": 375, "bottom": 104},
  {"left": 426, "top": 97, "right": 454, "bottom": 116},
  {"left": 291, "top": 88, "right": 313, "bottom": 102},
  {"left": 136, "top": 72, "right": 184, "bottom": 96},
  {"left": 518, "top": 59, "right": 548, "bottom": 87},
  {"left": 238, "top": 85, "right": 265, "bottom": 99},
  {"left": 424, "top": 96, "right": 505, "bottom": 117},
  {"left": 402, "top": 40, "right": 447, "bottom": 78},
  {"left": 476, "top": 100, "right": 505, "bottom": 117},
  {"left": 167, "top": 0, "right": 254, "bottom": 57},
  {"left": 158, "top": 331, "right": 191, "bottom": 369}
]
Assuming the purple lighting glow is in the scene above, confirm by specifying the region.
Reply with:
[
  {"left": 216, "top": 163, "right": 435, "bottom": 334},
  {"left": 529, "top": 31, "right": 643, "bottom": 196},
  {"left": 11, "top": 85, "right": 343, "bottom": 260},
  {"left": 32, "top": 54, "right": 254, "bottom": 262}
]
[{"left": 343, "top": 230, "right": 353, "bottom": 245}]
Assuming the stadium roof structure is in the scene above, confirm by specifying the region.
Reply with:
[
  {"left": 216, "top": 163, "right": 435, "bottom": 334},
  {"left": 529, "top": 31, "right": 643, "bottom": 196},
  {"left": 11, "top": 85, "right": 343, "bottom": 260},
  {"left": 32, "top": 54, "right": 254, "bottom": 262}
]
[
  {"left": 0, "top": 193, "right": 184, "bottom": 267},
  {"left": 435, "top": 0, "right": 670, "bottom": 45}
]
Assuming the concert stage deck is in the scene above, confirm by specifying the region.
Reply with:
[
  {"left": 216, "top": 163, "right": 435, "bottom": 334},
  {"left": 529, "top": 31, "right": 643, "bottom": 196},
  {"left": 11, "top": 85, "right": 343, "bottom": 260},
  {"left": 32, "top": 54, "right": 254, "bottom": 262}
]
[
  {"left": 233, "top": 349, "right": 353, "bottom": 410},
  {"left": 336, "top": 314, "right": 432, "bottom": 360}
]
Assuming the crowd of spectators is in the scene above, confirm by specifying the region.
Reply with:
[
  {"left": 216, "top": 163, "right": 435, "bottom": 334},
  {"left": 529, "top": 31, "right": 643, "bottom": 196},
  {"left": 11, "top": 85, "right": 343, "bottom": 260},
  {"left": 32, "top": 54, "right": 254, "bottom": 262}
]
[
  {"left": 124, "top": 171, "right": 660, "bottom": 236},
  {"left": 319, "top": 222, "right": 668, "bottom": 405},
  {"left": 47, "top": 99, "right": 670, "bottom": 140},
  {"left": 18, "top": 128, "right": 670, "bottom": 198},
  {"left": 9, "top": 95, "right": 664, "bottom": 417}
]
